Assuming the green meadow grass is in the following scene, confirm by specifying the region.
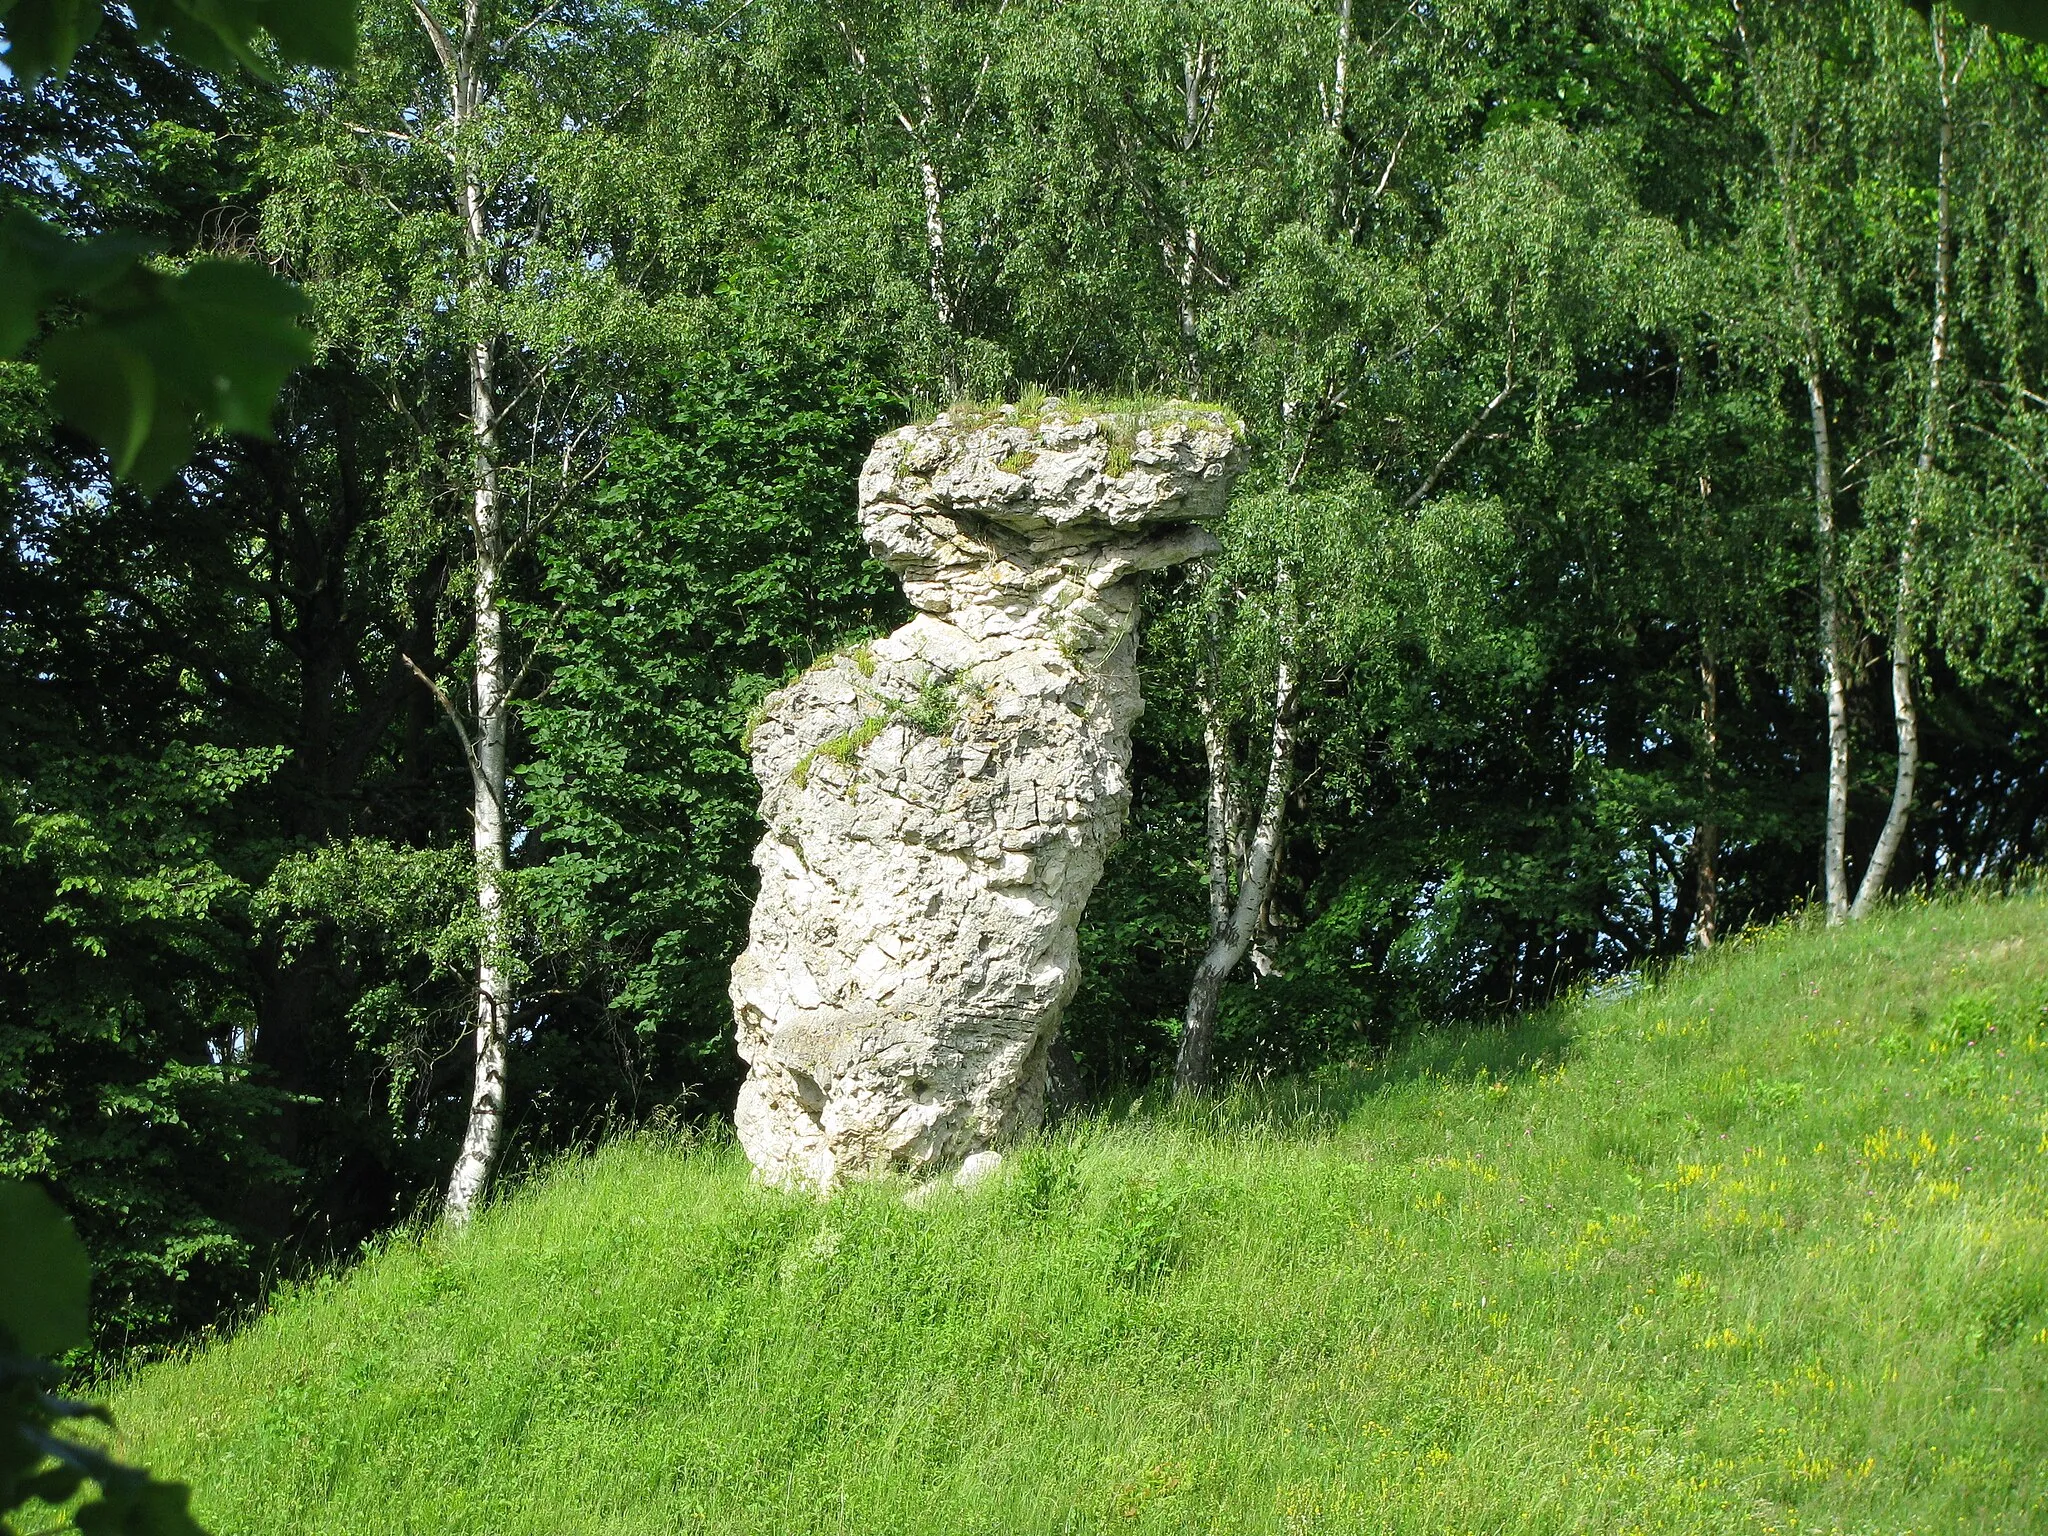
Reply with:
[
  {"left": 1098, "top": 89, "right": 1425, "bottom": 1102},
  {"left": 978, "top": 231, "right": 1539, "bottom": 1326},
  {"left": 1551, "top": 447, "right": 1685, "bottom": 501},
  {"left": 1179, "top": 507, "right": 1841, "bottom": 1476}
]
[{"left": 112, "top": 895, "right": 2048, "bottom": 1534}]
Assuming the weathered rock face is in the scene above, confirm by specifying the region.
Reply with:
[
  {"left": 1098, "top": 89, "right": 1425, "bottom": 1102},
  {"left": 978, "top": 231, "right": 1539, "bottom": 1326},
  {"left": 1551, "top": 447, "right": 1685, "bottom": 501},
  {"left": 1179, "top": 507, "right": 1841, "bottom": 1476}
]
[{"left": 729, "top": 401, "right": 1245, "bottom": 1188}]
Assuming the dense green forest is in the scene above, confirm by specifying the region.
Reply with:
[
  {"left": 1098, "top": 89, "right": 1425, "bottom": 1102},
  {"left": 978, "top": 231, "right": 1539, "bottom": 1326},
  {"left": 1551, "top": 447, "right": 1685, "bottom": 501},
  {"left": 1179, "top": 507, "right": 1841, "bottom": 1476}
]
[{"left": 8, "top": 0, "right": 2048, "bottom": 1353}]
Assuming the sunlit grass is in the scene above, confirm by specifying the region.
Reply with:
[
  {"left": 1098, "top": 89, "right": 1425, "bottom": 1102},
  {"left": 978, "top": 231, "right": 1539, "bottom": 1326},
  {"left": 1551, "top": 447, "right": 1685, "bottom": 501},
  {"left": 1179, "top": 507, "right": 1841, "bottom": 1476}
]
[{"left": 112, "top": 893, "right": 2048, "bottom": 1533}]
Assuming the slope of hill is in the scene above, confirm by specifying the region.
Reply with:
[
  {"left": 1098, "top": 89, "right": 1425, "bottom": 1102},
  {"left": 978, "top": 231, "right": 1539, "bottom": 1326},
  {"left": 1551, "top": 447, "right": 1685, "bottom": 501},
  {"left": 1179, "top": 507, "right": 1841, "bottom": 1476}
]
[{"left": 111, "top": 896, "right": 2048, "bottom": 1534}]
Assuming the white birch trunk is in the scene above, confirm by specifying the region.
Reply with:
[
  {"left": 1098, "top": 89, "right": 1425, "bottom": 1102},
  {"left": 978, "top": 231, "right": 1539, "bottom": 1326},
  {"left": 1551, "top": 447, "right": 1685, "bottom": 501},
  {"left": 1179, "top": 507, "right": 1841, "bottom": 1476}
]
[
  {"left": 825, "top": 17, "right": 956, "bottom": 347},
  {"left": 1332, "top": 0, "right": 1351, "bottom": 131},
  {"left": 1853, "top": 6, "right": 1953, "bottom": 921},
  {"left": 1176, "top": 580, "right": 1298, "bottom": 1098},
  {"left": 1734, "top": 1, "right": 1851, "bottom": 925},
  {"left": 1692, "top": 647, "right": 1720, "bottom": 950},
  {"left": 445, "top": 333, "right": 512, "bottom": 1221},
  {"left": 1167, "top": 45, "right": 1207, "bottom": 353},
  {"left": 1200, "top": 619, "right": 1236, "bottom": 943},
  {"left": 916, "top": 149, "right": 954, "bottom": 332},
  {"left": 1849, "top": 591, "right": 1919, "bottom": 921},
  {"left": 1814, "top": 381, "right": 1852, "bottom": 925},
  {"left": 415, "top": 0, "right": 514, "bottom": 1221}
]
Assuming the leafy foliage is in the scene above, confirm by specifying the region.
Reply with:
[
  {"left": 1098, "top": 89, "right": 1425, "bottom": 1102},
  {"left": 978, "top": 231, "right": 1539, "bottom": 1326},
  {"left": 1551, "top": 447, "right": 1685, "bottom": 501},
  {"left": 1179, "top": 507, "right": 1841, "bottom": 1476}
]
[
  {"left": 1, "top": 1180, "right": 207, "bottom": 1535},
  {"left": 1, "top": 739, "right": 296, "bottom": 1349},
  {"left": 518, "top": 344, "right": 904, "bottom": 1094},
  {"left": 8, "top": 239, "right": 312, "bottom": 485},
  {"left": 0, "top": 0, "right": 356, "bottom": 483},
  {"left": 0, "top": 0, "right": 356, "bottom": 86}
]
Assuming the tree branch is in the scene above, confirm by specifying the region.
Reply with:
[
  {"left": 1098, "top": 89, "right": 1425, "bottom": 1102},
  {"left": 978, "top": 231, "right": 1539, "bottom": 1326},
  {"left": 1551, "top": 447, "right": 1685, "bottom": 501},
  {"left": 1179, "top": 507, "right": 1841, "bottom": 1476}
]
[
  {"left": 829, "top": 9, "right": 927, "bottom": 141},
  {"left": 407, "top": 0, "right": 458, "bottom": 76},
  {"left": 505, "top": 602, "right": 566, "bottom": 703},
  {"left": 342, "top": 121, "right": 416, "bottom": 143},
  {"left": 399, "top": 650, "right": 502, "bottom": 817},
  {"left": 1402, "top": 371, "right": 1518, "bottom": 511},
  {"left": 1373, "top": 122, "right": 1411, "bottom": 199},
  {"left": 500, "top": 0, "right": 570, "bottom": 53},
  {"left": 952, "top": 0, "right": 1013, "bottom": 143}
]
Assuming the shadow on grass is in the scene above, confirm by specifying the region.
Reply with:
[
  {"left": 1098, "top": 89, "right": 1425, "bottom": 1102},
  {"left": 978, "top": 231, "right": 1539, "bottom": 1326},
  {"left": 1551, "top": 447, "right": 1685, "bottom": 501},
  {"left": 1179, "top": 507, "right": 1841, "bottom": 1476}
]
[{"left": 1090, "top": 1002, "right": 1583, "bottom": 1144}]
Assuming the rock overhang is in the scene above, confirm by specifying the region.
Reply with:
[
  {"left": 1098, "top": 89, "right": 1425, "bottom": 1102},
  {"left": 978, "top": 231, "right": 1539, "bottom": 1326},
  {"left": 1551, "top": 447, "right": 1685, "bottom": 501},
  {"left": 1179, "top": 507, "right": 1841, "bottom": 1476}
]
[{"left": 860, "top": 398, "right": 1245, "bottom": 543}]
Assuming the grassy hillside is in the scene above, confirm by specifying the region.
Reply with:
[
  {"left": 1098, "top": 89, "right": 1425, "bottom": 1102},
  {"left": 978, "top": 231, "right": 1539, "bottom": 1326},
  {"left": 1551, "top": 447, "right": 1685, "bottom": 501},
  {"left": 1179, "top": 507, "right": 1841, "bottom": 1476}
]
[{"left": 112, "top": 896, "right": 2048, "bottom": 1534}]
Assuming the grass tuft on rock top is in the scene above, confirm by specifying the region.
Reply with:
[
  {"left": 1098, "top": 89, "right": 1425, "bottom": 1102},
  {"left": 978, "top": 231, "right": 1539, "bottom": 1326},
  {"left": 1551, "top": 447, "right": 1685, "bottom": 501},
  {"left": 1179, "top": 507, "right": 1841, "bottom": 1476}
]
[
  {"left": 922, "top": 391, "right": 1242, "bottom": 441},
  {"left": 109, "top": 893, "right": 2048, "bottom": 1534}
]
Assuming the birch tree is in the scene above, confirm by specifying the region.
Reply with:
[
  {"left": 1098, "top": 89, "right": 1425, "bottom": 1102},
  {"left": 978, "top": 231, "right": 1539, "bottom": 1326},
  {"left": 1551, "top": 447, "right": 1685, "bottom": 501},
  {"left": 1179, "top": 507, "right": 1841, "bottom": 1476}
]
[
  {"left": 263, "top": 0, "right": 650, "bottom": 1218},
  {"left": 1732, "top": 0, "right": 1858, "bottom": 924},
  {"left": 1851, "top": 5, "right": 1963, "bottom": 917},
  {"left": 1174, "top": 560, "right": 1300, "bottom": 1095},
  {"left": 1159, "top": 0, "right": 1459, "bottom": 1094},
  {"left": 1728, "top": 0, "right": 2004, "bottom": 922},
  {"left": 819, "top": 0, "right": 1013, "bottom": 395}
]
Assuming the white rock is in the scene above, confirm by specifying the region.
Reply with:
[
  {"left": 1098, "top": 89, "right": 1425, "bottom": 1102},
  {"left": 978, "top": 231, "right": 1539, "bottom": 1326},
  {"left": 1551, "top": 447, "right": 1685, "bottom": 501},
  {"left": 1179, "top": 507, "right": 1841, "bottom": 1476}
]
[
  {"left": 953, "top": 1150, "right": 1003, "bottom": 1189},
  {"left": 730, "top": 402, "right": 1245, "bottom": 1188}
]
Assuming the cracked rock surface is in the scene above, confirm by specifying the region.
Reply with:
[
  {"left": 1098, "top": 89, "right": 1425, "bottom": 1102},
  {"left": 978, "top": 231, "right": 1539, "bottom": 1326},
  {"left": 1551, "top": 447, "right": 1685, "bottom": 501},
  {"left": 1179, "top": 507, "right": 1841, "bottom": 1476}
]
[{"left": 729, "top": 401, "right": 1245, "bottom": 1188}]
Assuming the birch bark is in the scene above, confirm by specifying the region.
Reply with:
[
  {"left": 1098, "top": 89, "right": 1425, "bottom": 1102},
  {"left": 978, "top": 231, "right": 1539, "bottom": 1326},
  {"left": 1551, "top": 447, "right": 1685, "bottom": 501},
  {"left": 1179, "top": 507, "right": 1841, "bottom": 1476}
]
[
  {"left": 1166, "top": 43, "right": 1211, "bottom": 359},
  {"left": 1853, "top": 6, "right": 1956, "bottom": 920},
  {"left": 1734, "top": 0, "right": 1852, "bottom": 924},
  {"left": 1175, "top": 573, "right": 1298, "bottom": 1098},
  {"left": 1332, "top": 0, "right": 1351, "bottom": 132},
  {"left": 409, "top": 0, "right": 514, "bottom": 1221},
  {"left": 1692, "top": 646, "right": 1720, "bottom": 950},
  {"left": 1200, "top": 613, "right": 1237, "bottom": 943},
  {"left": 445, "top": 327, "right": 512, "bottom": 1221},
  {"left": 916, "top": 148, "right": 955, "bottom": 330},
  {"left": 828, "top": 8, "right": 1005, "bottom": 369}
]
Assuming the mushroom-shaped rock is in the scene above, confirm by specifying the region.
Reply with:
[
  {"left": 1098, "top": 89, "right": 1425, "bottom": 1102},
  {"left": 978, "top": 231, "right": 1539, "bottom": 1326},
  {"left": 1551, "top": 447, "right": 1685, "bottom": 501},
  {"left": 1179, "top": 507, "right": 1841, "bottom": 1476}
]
[{"left": 729, "top": 401, "right": 1246, "bottom": 1188}]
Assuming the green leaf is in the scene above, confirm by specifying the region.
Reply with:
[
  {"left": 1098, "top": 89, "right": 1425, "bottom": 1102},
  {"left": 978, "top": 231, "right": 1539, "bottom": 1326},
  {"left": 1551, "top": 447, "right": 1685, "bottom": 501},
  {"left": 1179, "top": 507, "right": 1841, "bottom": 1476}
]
[
  {"left": 0, "top": 212, "right": 159, "bottom": 357},
  {"left": 128, "top": 0, "right": 360, "bottom": 75},
  {"left": 5, "top": 0, "right": 357, "bottom": 89},
  {"left": 0, "top": 1179, "right": 90, "bottom": 1357},
  {"left": 0, "top": 0, "right": 104, "bottom": 86},
  {"left": 36, "top": 258, "right": 312, "bottom": 486},
  {"left": 40, "top": 324, "right": 164, "bottom": 478},
  {"left": 167, "top": 259, "right": 316, "bottom": 435},
  {"left": 257, "top": 0, "right": 360, "bottom": 69},
  {"left": 148, "top": 0, "right": 272, "bottom": 76}
]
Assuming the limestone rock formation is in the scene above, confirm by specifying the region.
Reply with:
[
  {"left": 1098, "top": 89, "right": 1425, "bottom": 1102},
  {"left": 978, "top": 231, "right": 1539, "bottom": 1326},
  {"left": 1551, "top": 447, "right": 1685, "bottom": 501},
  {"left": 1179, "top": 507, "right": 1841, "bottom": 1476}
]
[{"left": 729, "top": 401, "right": 1246, "bottom": 1188}]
